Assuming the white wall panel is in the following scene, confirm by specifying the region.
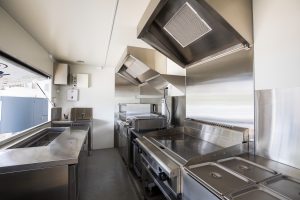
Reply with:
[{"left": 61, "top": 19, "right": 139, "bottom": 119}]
[
  {"left": 55, "top": 65, "right": 115, "bottom": 149},
  {"left": 253, "top": 0, "right": 300, "bottom": 90}
]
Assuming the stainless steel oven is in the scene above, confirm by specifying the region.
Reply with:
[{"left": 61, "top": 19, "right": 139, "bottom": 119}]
[
  {"left": 137, "top": 137, "right": 181, "bottom": 200},
  {"left": 119, "top": 121, "right": 130, "bottom": 165},
  {"left": 132, "top": 139, "right": 142, "bottom": 177},
  {"left": 129, "top": 115, "right": 167, "bottom": 177}
]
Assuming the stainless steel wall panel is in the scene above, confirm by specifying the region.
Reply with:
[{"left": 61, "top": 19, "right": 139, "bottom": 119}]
[
  {"left": 172, "top": 96, "right": 186, "bottom": 126},
  {"left": 256, "top": 87, "right": 300, "bottom": 169},
  {"left": 186, "top": 49, "right": 254, "bottom": 128},
  {"left": 183, "top": 120, "right": 249, "bottom": 148}
]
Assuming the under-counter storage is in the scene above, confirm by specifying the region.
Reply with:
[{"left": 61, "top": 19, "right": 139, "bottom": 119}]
[{"left": 0, "top": 165, "right": 69, "bottom": 200}]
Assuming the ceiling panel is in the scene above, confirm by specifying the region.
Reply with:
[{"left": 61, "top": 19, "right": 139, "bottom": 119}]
[
  {"left": 105, "top": 0, "right": 151, "bottom": 68},
  {"left": 0, "top": 0, "right": 151, "bottom": 68}
]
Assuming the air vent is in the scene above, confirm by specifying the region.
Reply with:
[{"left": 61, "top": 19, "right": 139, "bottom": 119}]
[
  {"left": 124, "top": 55, "right": 149, "bottom": 78},
  {"left": 163, "top": 2, "right": 212, "bottom": 48}
]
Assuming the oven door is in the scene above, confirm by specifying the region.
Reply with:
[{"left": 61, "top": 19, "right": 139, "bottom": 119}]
[
  {"left": 132, "top": 139, "right": 142, "bottom": 177},
  {"left": 119, "top": 123, "right": 129, "bottom": 165},
  {"left": 140, "top": 153, "right": 180, "bottom": 200}
]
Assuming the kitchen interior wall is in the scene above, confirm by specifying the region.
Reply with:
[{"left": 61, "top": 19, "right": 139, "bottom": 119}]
[
  {"left": 0, "top": 7, "right": 53, "bottom": 76},
  {"left": 54, "top": 64, "right": 115, "bottom": 149},
  {"left": 253, "top": 0, "right": 300, "bottom": 90},
  {"left": 172, "top": 96, "right": 186, "bottom": 127},
  {"left": 115, "top": 75, "right": 185, "bottom": 128},
  {"left": 253, "top": 0, "right": 300, "bottom": 168},
  {"left": 115, "top": 81, "right": 140, "bottom": 117},
  {"left": 186, "top": 49, "right": 254, "bottom": 129}
]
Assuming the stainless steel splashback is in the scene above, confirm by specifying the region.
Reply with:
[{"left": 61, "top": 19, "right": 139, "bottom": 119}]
[
  {"left": 184, "top": 119, "right": 249, "bottom": 148},
  {"left": 70, "top": 108, "right": 93, "bottom": 121},
  {"left": 51, "top": 107, "right": 62, "bottom": 121},
  {"left": 256, "top": 87, "right": 300, "bottom": 169},
  {"left": 186, "top": 49, "right": 254, "bottom": 128}
]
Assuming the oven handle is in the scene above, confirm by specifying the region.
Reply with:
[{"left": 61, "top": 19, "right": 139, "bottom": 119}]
[{"left": 133, "top": 140, "right": 142, "bottom": 154}]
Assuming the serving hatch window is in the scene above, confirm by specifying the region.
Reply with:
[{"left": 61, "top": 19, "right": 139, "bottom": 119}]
[{"left": 0, "top": 54, "right": 51, "bottom": 134}]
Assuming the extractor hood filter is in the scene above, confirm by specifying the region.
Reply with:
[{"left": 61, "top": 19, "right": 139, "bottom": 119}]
[
  {"left": 124, "top": 55, "right": 149, "bottom": 78},
  {"left": 163, "top": 3, "right": 212, "bottom": 48}
]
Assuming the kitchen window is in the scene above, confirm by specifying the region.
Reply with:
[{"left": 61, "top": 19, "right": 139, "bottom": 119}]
[{"left": 0, "top": 53, "right": 51, "bottom": 135}]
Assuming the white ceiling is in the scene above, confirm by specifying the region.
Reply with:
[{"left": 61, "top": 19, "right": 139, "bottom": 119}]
[{"left": 0, "top": 0, "right": 151, "bottom": 68}]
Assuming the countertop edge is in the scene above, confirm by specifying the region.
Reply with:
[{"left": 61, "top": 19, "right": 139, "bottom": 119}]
[{"left": 0, "top": 126, "right": 89, "bottom": 173}]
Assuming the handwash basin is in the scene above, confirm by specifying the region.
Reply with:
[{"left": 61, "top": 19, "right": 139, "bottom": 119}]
[{"left": 9, "top": 127, "right": 65, "bottom": 148}]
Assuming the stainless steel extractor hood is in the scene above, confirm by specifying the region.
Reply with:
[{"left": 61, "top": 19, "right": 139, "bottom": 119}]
[
  {"left": 147, "top": 74, "right": 185, "bottom": 96},
  {"left": 115, "top": 46, "right": 160, "bottom": 86},
  {"left": 137, "top": 0, "right": 253, "bottom": 68},
  {"left": 115, "top": 46, "right": 185, "bottom": 96}
]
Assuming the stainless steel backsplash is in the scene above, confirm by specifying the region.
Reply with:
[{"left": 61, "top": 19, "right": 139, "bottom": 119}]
[
  {"left": 186, "top": 49, "right": 254, "bottom": 129},
  {"left": 256, "top": 87, "right": 300, "bottom": 169}
]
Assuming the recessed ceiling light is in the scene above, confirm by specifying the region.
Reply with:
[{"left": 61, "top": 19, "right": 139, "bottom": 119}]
[{"left": 77, "top": 60, "right": 84, "bottom": 63}]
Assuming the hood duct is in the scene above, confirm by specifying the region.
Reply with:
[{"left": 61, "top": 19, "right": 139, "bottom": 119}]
[
  {"left": 137, "top": 0, "right": 253, "bottom": 68},
  {"left": 116, "top": 46, "right": 185, "bottom": 96}
]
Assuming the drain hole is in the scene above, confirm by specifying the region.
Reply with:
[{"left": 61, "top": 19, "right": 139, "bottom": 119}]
[
  {"left": 159, "top": 146, "right": 165, "bottom": 149},
  {"left": 210, "top": 172, "right": 222, "bottom": 179},
  {"left": 238, "top": 164, "right": 250, "bottom": 170}
]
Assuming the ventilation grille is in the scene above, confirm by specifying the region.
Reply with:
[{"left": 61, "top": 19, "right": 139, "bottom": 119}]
[{"left": 163, "top": 2, "right": 212, "bottom": 48}]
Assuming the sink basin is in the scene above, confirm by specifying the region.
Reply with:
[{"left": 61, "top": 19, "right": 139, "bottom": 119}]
[{"left": 9, "top": 127, "right": 65, "bottom": 148}]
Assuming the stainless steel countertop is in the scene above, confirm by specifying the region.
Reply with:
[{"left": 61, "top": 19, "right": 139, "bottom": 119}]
[
  {"left": 0, "top": 126, "right": 88, "bottom": 173},
  {"left": 239, "top": 154, "right": 300, "bottom": 180},
  {"left": 138, "top": 127, "right": 300, "bottom": 199},
  {"left": 51, "top": 120, "right": 74, "bottom": 124},
  {"left": 143, "top": 128, "right": 300, "bottom": 180},
  {"left": 143, "top": 127, "right": 222, "bottom": 164},
  {"left": 153, "top": 134, "right": 222, "bottom": 161},
  {"left": 130, "top": 128, "right": 154, "bottom": 138},
  {"left": 184, "top": 154, "right": 300, "bottom": 200}
]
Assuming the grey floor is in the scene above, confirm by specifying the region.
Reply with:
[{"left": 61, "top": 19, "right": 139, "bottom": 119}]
[{"left": 79, "top": 148, "right": 139, "bottom": 200}]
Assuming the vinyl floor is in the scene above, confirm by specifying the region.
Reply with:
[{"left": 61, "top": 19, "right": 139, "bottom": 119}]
[{"left": 79, "top": 148, "right": 139, "bottom": 200}]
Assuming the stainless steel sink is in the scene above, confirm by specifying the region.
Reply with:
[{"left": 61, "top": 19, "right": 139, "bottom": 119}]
[{"left": 9, "top": 127, "right": 65, "bottom": 148}]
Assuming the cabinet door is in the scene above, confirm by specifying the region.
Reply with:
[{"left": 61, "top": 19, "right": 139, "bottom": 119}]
[{"left": 54, "top": 63, "right": 68, "bottom": 85}]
